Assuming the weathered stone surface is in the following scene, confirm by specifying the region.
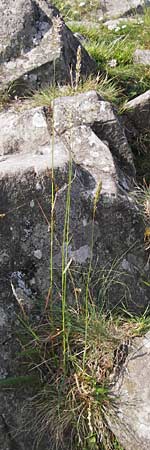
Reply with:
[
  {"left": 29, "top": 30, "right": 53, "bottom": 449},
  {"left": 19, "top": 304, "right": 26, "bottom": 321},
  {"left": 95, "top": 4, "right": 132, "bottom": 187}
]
[
  {"left": 122, "top": 90, "right": 150, "bottom": 181},
  {"left": 110, "top": 332, "right": 150, "bottom": 450},
  {"left": 0, "top": 90, "right": 150, "bottom": 448},
  {"left": 0, "top": 90, "right": 149, "bottom": 316},
  {"left": 134, "top": 48, "right": 150, "bottom": 65},
  {"left": 53, "top": 90, "right": 135, "bottom": 176},
  {"left": 0, "top": 0, "right": 96, "bottom": 93},
  {"left": 101, "top": 0, "right": 146, "bottom": 18},
  {"left": 123, "top": 89, "right": 150, "bottom": 132},
  {"left": 0, "top": 0, "right": 37, "bottom": 62}
]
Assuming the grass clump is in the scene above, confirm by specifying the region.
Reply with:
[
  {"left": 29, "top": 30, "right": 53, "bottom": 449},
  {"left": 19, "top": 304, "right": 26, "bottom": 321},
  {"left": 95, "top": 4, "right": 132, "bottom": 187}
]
[
  {"left": 131, "top": 179, "right": 150, "bottom": 222},
  {"left": 30, "top": 75, "right": 121, "bottom": 107},
  {"left": 16, "top": 299, "right": 150, "bottom": 450}
]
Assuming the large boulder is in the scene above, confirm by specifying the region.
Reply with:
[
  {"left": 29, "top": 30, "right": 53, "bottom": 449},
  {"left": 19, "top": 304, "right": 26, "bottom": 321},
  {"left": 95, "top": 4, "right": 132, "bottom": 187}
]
[
  {"left": 0, "top": 90, "right": 150, "bottom": 448},
  {"left": 0, "top": 0, "right": 96, "bottom": 93}
]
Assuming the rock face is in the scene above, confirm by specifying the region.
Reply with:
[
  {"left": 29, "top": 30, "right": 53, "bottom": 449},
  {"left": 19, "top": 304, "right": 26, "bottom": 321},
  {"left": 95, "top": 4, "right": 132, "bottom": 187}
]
[
  {"left": 110, "top": 332, "right": 150, "bottom": 450},
  {"left": 0, "top": 0, "right": 96, "bottom": 93},
  {"left": 0, "top": 90, "right": 149, "bottom": 318},
  {"left": 0, "top": 89, "right": 150, "bottom": 448}
]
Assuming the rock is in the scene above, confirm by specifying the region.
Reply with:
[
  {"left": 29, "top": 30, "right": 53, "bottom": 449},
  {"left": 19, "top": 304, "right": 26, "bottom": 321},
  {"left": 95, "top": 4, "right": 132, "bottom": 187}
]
[
  {"left": 0, "top": 90, "right": 150, "bottom": 448},
  {"left": 110, "top": 332, "right": 150, "bottom": 450},
  {"left": 122, "top": 90, "right": 150, "bottom": 181},
  {"left": 0, "top": 89, "right": 149, "bottom": 314},
  {"left": 0, "top": 0, "right": 96, "bottom": 93},
  {"left": 123, "top": 90, "right": 150, "bottom": 133},
  {"left": 100, "top": 0, "right": 146, "bottom": 19},
  {"left": 52, "top": 90, "right": 135, "bottom": 176},
  {"left": 134, "top": 48, "right": 150, "bottom": 65},
  {"left": 73, "top": 32, "right": 87, "bottom": 44}
]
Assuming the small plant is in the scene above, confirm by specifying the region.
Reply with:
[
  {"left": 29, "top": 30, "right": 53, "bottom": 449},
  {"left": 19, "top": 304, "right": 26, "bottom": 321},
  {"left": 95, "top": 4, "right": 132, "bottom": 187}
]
[
  {"left": 15, "top": 299, "right": 150, "bottom": 450},
  {"left": 17, "top": 306, "right": 117, "bottom": 449}
]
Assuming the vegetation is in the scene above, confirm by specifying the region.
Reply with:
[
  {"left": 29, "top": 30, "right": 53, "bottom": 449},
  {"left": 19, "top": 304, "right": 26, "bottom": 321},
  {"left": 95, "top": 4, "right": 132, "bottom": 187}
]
[
  {"left": 67, "top": 9, "right": 150, "bottom": 104},
  {"left": 11, "top": 156, "right": 150, "bottom": 449},
  {"left": 30, "top": 75, "right": 122, "bottom": 107},
  {"left": 52, "top": 0, "right": 101, "bottom": 21},
  {"left": 16, "top": 296, "right": 150, "bottom": 449},
  {"left": 1, "top": 3, "right": 150, "bottom": 450}
]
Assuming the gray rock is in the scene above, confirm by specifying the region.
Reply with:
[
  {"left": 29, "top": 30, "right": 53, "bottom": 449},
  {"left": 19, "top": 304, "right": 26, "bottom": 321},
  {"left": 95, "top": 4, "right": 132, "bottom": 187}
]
[
  {"left": 0, "top": 0, "right": 37, "bottom": 62},
  {"left": 123, "top": 89, "right": 150, "bottom": 132},
  {"left": 134, "top": 48, "right": 150, "bottom": 65},
  {"left": 0, "top": 0, "right": 96, "bottom": 93},
  {"left": 0, "top": 90, "right": 150, "bottom": 448},
  {"left": 0, "top": 89, "right": 148, "bottom": 314},
  {"left": 122, "top": 90, "right": 150, "bottom": 181},
  {"left": 110, "top": 332, "right": 150, "bottom": 450},
  {"left": 74, "top": 32, "right": 87, "bottom": 44},
  {"left": 53, "top": 90, "right": 135, "bottom": 175},
  {"left": 100, "top": 0, "right": 146, "bottom": 18}
]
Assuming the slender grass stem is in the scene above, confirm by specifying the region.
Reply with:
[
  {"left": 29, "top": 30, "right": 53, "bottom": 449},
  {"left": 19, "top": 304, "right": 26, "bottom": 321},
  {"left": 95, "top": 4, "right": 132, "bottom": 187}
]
[
  {"left": 50, "top": 59, "right": 56, "bottom": 325},
  {"left": 83, "top": 182, "right": 102, "bottom": 369},
  {"left": 61, "top": 150, "right": 73, "bottom": 371}
]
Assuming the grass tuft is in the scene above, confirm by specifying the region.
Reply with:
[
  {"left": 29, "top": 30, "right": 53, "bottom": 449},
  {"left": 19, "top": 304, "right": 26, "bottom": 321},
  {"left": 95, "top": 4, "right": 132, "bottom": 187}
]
[{"left": 15, "top": 302, "right": 150, "bottom": 450}]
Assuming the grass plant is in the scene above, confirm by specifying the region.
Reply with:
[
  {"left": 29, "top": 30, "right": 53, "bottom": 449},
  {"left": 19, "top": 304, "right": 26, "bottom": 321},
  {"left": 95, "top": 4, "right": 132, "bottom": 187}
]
[
  {"left": 131, "top": 179, "right": 150, "bottom": 222},
  {"left": 16, "top": 301, "right": 150, "bottom": 450}
]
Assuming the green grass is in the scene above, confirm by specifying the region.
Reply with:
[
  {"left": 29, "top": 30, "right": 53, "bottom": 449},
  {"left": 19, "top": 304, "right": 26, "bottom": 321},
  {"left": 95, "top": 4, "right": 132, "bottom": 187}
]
[
  {"left": 64, "top": 7, "right": 150, "bottom": 103},
  {"left": 15, "top": 302, "right": 150, "bottom": 450},
  {"left": 52, "top": 0, "right": 101, "bottom": 21},
  {"left": 0, "top": 374, "right": 41, "bottom": 388},
  {"left": 27, "top": 75, "right": 122, "bottom": 108}
]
